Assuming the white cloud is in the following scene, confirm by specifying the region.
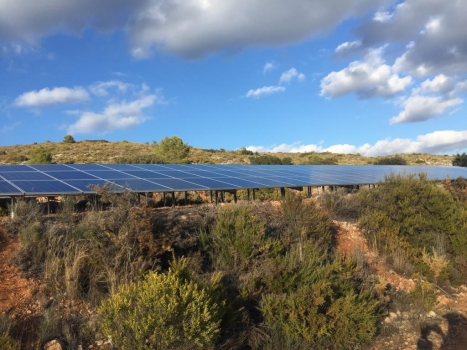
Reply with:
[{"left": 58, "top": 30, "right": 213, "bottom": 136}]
[
  {"left": 390, "top": 94, "right": 463, "bottom": 124},
  {"left": 334, "top": 40, "right": 362, "bottom": 57},
  {"left": 67, "top": 94, "right": 160, "bottom": 134},
  {"left": 320, "top": 47, "right": 412, "bottom": 98},
  {"left": 355, "top": 0, "right": 467, "bottom": 76},
  {"left": 0, "top": 0, "right": 388, "bottom": 58},
  {"left": 245, "top": 86, "right": 285, "bottom": 98},
  {"left": 89, "top": 80, "right": 131, "bottom": 96},
  {"left": 279, "top": 68, "right": 305, "bottom": 84},
  {"left": 14, "top": 87, "right": 89, "bottom": 107},
  {"left": 263, "top": 61, "right": 277, "bottom": 74},
  {"left": 373, "top": 11, "right": 393, "bottom": 23},
  {"left": 247, "top": 130, "right": 467, "bottom": 156}
]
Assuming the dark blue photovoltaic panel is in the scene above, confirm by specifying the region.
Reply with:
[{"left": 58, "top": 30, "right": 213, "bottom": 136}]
[
  {"left": 30, "top": 164, "right": 74, "bottom": 171},
  {"left": 11, "top": 180, "right": 81, "bottom": 194},
  {"left": 146, "top": 178, "right": 209, "bottom": 190},
  {"left": 0, "top": 165, "right": 34, "bottom": 172},
  {"left": 67, "top": 164, "right": 109, "bottom": 171},
  {"left": 44, "top": 171, "right": 100, "bottom": 180},
  {"left": 148, "top": 170, "right": 202, "bottom": 178},
  {"left": 85, "top": 171, "right": 137, "bottom": 180},
  {"left": 110, "top": 179, "right": 172, "bottom": 191},
  {"left": 0, "top": 181, "right": 22, "bottom": 195},
  {"left": 206, "top": 177, "right": 272, "bottom": 188},
  {"left": 245, "top": 177, "right": 298, "bottom": 187},
  {"left": 0, "top": 164, "right": 467, "bottom": 196},
  {"left": 1, "top": 172, "right": 53, "bottom": 181},
  {"left": 130, "top": 164, "right": 175, "bottom": 171},
  {"left": 64, "top": 180, "right": 119, "bottom": 192},
  {"left": 182, "top": 177, "right": 240, "bottom": 189},
  {"left": 120, "top": 170, "right": 174, "bottom": 179},
  {"left": 100, "top": 164, "right": 141, "bottom": 171}
]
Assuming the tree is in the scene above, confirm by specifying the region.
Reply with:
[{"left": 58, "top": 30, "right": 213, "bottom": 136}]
[
  {"left": 154, "top": 136, "right": 191, "bottom": 164},
  {"left": 62, "top": 134, "right": 76, "bottom": 143},
  {"left": 453, "top": 153, "right": 467, "bottom": 167},
  {"left": 29, "top": 147, "right": 52, "bottom": 164}
]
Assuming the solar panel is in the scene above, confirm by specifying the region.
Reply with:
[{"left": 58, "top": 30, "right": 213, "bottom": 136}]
[
  {"left": 0, "top": 164, "right": 466, "bottom": 197},
  {"left": 1, "top": 172, "right": 53, "bottom": 181},
  {"left": 0, "top": 181, "right": 23, "bottom": 195},
  {"left": 10, "top": 180, "right": 81, "bottom": 195}
]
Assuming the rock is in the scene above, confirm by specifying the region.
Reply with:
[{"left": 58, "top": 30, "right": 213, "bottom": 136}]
[
  {"left": 427, "top": 310, "right": 436, "bottom": 318},
  {"left": 390, "top": 312, "right": 398, "bottom": 319},
  {"left": 384, "top": 317, "right": 392, "bottom": 324},
  {"left": 44, "top": 339, "right": 63, "bottom": 350}
]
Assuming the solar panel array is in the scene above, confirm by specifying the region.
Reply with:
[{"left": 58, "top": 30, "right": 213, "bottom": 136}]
[{"left": 0, "top": 164, "right": 466, "bottom": 196}]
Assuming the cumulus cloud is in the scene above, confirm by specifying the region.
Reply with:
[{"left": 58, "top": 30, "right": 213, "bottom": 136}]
[
  {"left": 320, "top": 47, "right": 412, "bottom": 98},
  {"left": 67, "top": 94, "right": 159, "bottom": 134},
  {"left": 279, "top": 68, "right": 305, "bottom": 84},
  {"left": 245, "top": 86, "right": 285, "bottom": 98},
  {"left": 390, "top": 94, "right": 462, "bottom": 124},
  {"left": 0, "top": 0, "right": 388, "bottom": 58},
  {"left": 89, "top": 80, "right": 131, "bottom": 97},
  {"left": 247, "top": 130, "right": 467, "bottom": 156},
  {"left": 14, "top": 87, "right": 89, "bottom": 107},
  {"left": 355, "top": 0, "right": 467, "bottom": 76}
]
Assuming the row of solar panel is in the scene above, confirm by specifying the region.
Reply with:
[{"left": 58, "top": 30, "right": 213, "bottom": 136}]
[{"left": 0, "top": 164, "right": 465, "bottom": 196}]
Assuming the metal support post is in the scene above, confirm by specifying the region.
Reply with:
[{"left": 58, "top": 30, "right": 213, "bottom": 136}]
[{"left": 280, "top": 187, "right": 285, "bottom": 199}]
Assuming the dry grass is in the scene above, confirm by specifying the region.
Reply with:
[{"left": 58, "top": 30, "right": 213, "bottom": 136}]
[{"left": 0, "top": 141, "right": 454, "bottom": 165}]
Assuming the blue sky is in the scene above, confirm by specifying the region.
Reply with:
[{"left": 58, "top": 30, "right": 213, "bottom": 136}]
[{"left": 1, "top": 0, "right": 466, "bottom": 156}]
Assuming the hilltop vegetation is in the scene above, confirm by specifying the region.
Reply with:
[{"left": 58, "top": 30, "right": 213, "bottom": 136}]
[{"left": 0, "top": 136, "right": 455, "bottom": 166}]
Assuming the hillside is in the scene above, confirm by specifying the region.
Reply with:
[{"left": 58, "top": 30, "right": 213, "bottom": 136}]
[{"left": 0, "top": 140, "right": 455, "bottom": 166}]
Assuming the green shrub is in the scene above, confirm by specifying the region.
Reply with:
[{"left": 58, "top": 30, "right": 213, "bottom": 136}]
[
  {"left": 260, "top": 243, "right": 379, "bottom": 349},
  {"left": 29, "top": 146, "right": 52, "bottom": 164},
  {"left": 98, "top": 262, "right": 224, "bottom": 350},
  {"left": 249, "top": 155, "right": 293, "bottom": 165},
  {"left": 358, "top": 173, "right": 467, "bottom": 283},
  {"left": 373, "top": 155, "right": 407, "bottom": 165},
  {"left": 452, "top": 153, "right": 467, "bottom": 167}
]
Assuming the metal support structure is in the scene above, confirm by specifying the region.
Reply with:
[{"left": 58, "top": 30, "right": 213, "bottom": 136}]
[
  {"left": 233, "top": 191, "right": 237, "bottom": 203},
  {"left": 307, "top": 186, "right": 312, "bottom": 197},
  {"left": 184, "top": 191, "right": 188, "bottom": 205},
  {"left": 47, "top": 197, "right": 50, "bottom": 215},
  {"left": 252, "top": 189, "right": 256, "bottom": 201},
  {"left": 221, "top": 191, "right": 224, "bottom": 203},
  {"left": 247, "top": 189, "right": 250, "bottom": 201},
  {"left": 280, "top": 187, "right": 286, "bottom": 199},
  {"left": 163, "top": 192, "right": 166, "bottom": 207},
  {"left": 322, "top": 186, "right": 325, "bottom": 192},
  {"left": 210, "top": 190, "right": 213, "bottom": 203},
  {"left": 215, "top": 191, "right": 219, "bottom": 205},
  {"left": 172, "top": 191, "right": 175, "bottom": 208},
  {"left": 10, "top": 197, "right": 14, "bottom": 219}
]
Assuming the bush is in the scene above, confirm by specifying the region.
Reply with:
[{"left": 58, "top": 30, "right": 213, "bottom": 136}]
[
  {"left": 29, "top": 147, "right": 52, "bottom": 164},
  {"left": 249, "top": 155, "right": 293, "bottom": 165},
  {"left": 358, "top": 173, "right": 467, "bottom": 283},
  {"left": 373, "top": 155, "right": 407, "bottom": 165},
  {"left": 452, "top": 153, "right": 467, "bottom": 167},
  {"left": 99, "top": 261, "right": 224, "bottom": 350},
  {"left": 260, "top": 243, "right": 379, "bottom": 349}
]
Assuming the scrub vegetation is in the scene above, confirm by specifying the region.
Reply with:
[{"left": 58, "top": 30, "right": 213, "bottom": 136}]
[
  {"left": 0, "top": 136, "right": 455, "bottom": 165},
  {"left": 1, "top": 172, "right": 466, "bottom": 349}
]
